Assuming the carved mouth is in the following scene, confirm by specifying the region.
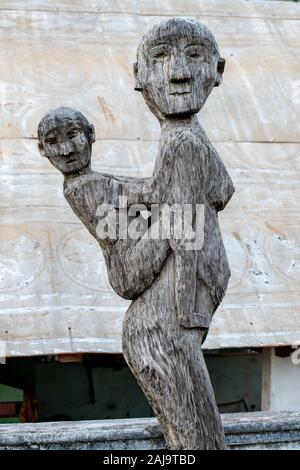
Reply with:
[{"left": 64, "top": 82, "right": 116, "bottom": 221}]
[
  {"left": 168, "top": 83, "right": 191, "bottom": 95},
  {"left": 169, "top": 91, "right": 191, "bottom": 96},
  {"left": 62, "top": 152, "right": 77, "bottom": 164}
]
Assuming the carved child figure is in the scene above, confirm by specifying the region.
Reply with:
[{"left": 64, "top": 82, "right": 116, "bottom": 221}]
[{"left": 37, "top": 106, "right": 169, "bottom": 299}]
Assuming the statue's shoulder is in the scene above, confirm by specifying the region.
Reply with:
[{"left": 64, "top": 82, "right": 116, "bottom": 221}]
[
  {"left": 64, "top": 170, "right": 147, "bottom": 210},
  {"left": 64, "top": 171, "right": 113, "bottom": 196}
]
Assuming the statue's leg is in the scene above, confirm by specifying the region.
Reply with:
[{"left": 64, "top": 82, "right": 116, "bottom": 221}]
[{"left": 122, "top": 257, "right": 226, "bottom": 450}]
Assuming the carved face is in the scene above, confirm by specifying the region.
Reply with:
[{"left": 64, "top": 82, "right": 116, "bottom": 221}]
[
  {"left": 135, "top": 20, "right": 223, "bottom": 119},
  {"left": 38, "top": 113, "right": 94, "bottom": 175}
]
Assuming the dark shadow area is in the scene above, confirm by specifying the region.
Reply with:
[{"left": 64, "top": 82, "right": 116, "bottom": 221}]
[{"left": 0, "top": 349, "right": 262, "bottom": 423}]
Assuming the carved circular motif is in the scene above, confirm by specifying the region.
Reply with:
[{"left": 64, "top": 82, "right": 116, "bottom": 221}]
[
  {"left": 0, "top": 227, "right": 44, "bottom": 292},
  {"left": 265, "top": 225, "right": 300, "bottom": 282},
  {"left": 58, "top": 228, "right": 111, "bottom": 292},
  {"left": 223, "top": 233, "right": 250, "bottom": 289},
  {"left": 58, "top": 229, "right": 250, "bottom": 293}
]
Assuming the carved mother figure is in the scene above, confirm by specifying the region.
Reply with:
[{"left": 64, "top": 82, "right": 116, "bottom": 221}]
[{"left": 38, "top": 18, "right": 234, "bottom": 450}]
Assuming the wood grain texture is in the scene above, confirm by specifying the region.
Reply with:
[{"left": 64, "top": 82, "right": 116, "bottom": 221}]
[
  {"left": 0, "top": 10, "right": 299, "bottom": 142},
  {"left": 1, "top": 137, "right": 300, "bottom": 353},
  {"left": 119, "top": 18, "right": 230, "bottom": 449},
  {"left": 36, "top": 17, "right": 234, "bottom": 449},
  {"left": 0, "top": 0, "right": 300, "bottom": 359},
  {"left": 1, "top": 0, "right": 300, "bottom": 19}
]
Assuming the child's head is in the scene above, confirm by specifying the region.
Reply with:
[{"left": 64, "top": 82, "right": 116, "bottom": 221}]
[
  {"left": 134, "top": 18, "right": 225, "bottom": 120},
  {"left": 37, "top": 107, "right": 95, "bottom": 175}
]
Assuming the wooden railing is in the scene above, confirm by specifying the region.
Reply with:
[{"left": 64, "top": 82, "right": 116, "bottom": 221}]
[{"left": 0, "top": 412, "right": 299, "bottom": 450}]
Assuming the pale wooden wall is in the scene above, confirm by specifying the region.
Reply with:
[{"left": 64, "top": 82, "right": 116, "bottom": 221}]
[{"left": 0, "top": 0, "right": 300, "bottom": 355}]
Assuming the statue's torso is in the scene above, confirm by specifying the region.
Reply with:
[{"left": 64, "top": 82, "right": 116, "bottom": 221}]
[
  {"left": 151, "top": 126, "right": 234, "bottom": 321},
  {"left": 63, "top": 127, "right": 234, "bottom": 327}
]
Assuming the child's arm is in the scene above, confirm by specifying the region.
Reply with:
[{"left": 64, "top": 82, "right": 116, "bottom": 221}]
[{"left": 64, "top": 171, "right": 170, "bottom": 300}]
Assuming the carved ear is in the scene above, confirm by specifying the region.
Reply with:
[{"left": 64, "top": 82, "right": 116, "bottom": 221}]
[
  {"left": 88, "top": 123, "right": 95, "bottom": 144},
  {"left": 214, "top": 57, "right": 225, "bottom": 87},
  {"left": 133, "top": 62, "right": 142, "bottom": 92},
  {"left": 38, "top": 141, "right": 46, "bottom": 158}
]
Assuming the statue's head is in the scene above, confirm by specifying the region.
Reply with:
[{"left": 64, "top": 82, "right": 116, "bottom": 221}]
[
  {"left": 134, "top": 18, "right": 225, "bottom": 121},
  {"left": 37, "top": 107, "right": 95, "bottom": 175}
]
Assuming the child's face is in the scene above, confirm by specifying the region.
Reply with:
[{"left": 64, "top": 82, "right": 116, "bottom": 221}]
[
  {"left": 138, "top": 32, "right": 219, "bottom": 119},
  {"left": 40, "top": 117, "right": 91, "bottom": 175}
]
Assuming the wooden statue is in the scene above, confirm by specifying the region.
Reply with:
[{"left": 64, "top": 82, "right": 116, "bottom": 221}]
[{"left": 37, "top": 18, "right": 234, "bottom": 450}]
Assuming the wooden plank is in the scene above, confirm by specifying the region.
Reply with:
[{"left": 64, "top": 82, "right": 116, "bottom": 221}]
[
  {"left": 2, "top": 139, "right": 300, "bottom": 173},
  {"left": 1, "top": 140, "right": 300, "bottom": 212},
  {"left": 1, "top": 0, "right": 300, "bottom": 20},
  {"left": 1, "top": 212, "right": 300, "bottom": 353},
  {"left": 1, "top": 140, "right": 300, "bottom": 353},
  {"left": 0, "top": 11, "right": 299, "bottom": 142}
]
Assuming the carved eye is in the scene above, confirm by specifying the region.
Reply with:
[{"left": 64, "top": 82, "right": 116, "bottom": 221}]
[
  {"left": 189, "top": 51, "right": 200, "bottom": 58},
  {"left": 150, "top": 45, "right": 171, "bottom": 61},
  {"left": 45, "top": 137, "right": 57, "bottom": 145},
  {"left": 185, "top": 45, "right": 208, "bottom": 61},
  {"left": 186, "top": 48, "right": 201, "bottom": 58},
  {"left": 68, "top": 129, "right": 79, "bottom": 138},
  {"left": 153, "top": 51, "right": 169, "bottom": 60}
]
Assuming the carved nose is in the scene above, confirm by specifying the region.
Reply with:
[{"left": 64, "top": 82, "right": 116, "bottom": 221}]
[
  {"left": 169, "top": 55, "right": 191, "bottom": 83},
  {"left": 60, "top": 142, "right": 73, "bottom": 156}
]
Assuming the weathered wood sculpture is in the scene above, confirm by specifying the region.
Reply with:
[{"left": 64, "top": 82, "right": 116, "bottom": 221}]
[{"left": 37, "top": 18, "right": 234, "bottom": 450}]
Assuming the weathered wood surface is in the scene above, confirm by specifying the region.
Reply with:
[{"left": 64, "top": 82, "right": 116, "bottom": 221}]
[
  {"left": 1, "top": 138, "right": 300, "bottom": 353},
  {"left": 110, "top": 17, "right": 232, "bottom": 447},
  {"left": 0, "top": 12, "right": 299, "bottom": 143},
  {"left": 1, "top": 0, "right": 300, "bottom": 19},
  {"left": 0, "top": 412, "right": 299, "bottom": 450},
  {"left": 37, "top": 16, "right": 233, "bottom": 451},
  {"left": 0, "top": 0, "right": 300, "bottom": 356}
]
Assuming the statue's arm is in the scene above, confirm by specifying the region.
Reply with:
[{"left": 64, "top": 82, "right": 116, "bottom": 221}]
[
  {"left": 104, "top": 237, "right": 170, "bottom": 300},
  {"left": 64, "top": 171, "right": 148, "bottom": 239},
  {"left": 64, "top": 171, "right": 170, "bottom": 300}
]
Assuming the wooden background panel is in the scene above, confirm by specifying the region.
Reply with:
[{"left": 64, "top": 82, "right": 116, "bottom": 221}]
[
  {"left": 2, "top": 139, "right": 300, "bottom": 174},
  {"left": 0, "top": 11, "right": 299, "bottom": 142},
  {"left": 0, "top": 209, "right": 300, "bottom": 355},
  {"left": 0, "top": 206, "right": 299, "bottom": 299},
  {"left": 220, "top": 213, "right": 300, "bottom": 295},
  {"left": 3, "top": 302, "right": 300, "bottom": 356},
  {"left": 217, "top": 142, "right": 300, "bottom": 171},
  {"left": 1, "top": 0, "right": 300, "bottom": 20},
  {"left": 1, "top": 211, "right": 300, "bottom": 354},
  {"left": 207, "top": 304, "right": 300, "bottom": 349},
  {"left": 0, "top": 207, "right": 300, "bottom": 352},
  {"left": 2, "top": 140, "right": 300, "bottom": 214},
  {"left": 1, "top": 8, "right": 299, "bottom": 46},
  {"left": 0, "top": 0, "right": 300, "bottom": 355},
  {"left": 0, "top": 139, "right": 158, "bottom": 176},
  {"left": 2, "top": 168, "right": 300, "bottom": 213},
  {"left": 1, "top": 310, "right": 124, "bottom": 356}
]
